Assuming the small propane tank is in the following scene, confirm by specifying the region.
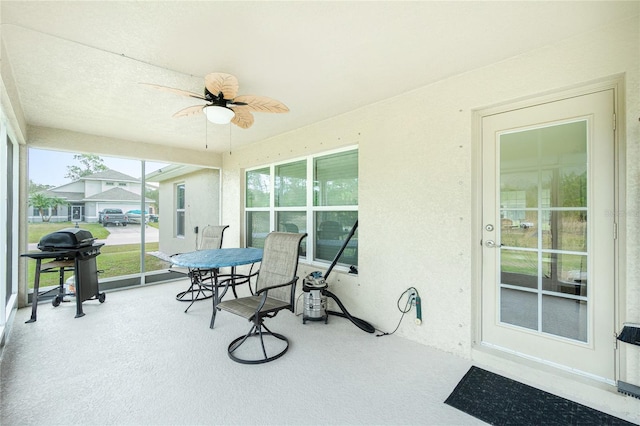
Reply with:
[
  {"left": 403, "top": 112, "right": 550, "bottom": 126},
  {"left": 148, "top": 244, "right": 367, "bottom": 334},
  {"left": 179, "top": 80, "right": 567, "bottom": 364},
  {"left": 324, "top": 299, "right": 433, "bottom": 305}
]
[{"left": 302, "top": 271, "right": 328, "bottom": 324}]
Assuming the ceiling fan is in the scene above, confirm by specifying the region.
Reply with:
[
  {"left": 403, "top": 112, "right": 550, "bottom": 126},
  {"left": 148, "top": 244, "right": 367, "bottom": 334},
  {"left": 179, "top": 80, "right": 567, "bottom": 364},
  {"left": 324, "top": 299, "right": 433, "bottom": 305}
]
[{"left": 142, "top": 72, "right": 289, "bottom": 129}]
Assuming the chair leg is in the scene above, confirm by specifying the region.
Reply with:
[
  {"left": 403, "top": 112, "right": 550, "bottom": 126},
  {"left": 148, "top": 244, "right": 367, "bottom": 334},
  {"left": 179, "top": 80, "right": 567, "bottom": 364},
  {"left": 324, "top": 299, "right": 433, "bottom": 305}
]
[
  {"left": 175, "top": 270, "right": 214, "bottom": 312},
  {"left": 227, "top": 319, "right": 289, "bottom": 364}
]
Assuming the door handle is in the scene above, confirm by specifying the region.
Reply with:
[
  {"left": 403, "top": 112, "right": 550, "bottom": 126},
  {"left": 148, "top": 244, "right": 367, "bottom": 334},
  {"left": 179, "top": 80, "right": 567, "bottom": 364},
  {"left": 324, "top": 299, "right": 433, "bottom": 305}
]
[{"left": 484, "top": 240, "right": 502, "bottom": 248}]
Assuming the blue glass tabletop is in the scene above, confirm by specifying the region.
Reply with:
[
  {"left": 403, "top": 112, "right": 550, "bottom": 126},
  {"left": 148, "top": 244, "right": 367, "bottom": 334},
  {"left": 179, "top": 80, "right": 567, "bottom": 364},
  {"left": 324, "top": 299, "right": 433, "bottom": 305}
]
[{"left": 171, "top": 248, "right": 263, "bottom": 269}]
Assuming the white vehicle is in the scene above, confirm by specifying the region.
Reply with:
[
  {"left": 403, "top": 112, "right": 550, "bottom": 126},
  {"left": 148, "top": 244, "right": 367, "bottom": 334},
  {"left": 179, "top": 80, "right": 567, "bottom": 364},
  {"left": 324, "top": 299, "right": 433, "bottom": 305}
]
[{"left": 126, "top": 210, "right": 148, "bottom": 224}]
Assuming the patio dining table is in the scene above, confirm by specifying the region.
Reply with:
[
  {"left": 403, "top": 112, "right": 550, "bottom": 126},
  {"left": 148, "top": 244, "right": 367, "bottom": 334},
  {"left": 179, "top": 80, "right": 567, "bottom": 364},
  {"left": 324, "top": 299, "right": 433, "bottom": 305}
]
[{"left": 171, "top": 247, "right": 263, "bottom": 328}]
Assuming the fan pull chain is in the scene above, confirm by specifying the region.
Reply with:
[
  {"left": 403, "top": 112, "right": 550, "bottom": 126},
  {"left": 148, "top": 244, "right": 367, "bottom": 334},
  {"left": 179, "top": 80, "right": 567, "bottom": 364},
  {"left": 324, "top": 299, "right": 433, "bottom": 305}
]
[
  {"left": 229, "top": 124, "right": 232, "bottom": 155},
  {"left": 205, "top": 118, "right": 208, "bottom": 150}
]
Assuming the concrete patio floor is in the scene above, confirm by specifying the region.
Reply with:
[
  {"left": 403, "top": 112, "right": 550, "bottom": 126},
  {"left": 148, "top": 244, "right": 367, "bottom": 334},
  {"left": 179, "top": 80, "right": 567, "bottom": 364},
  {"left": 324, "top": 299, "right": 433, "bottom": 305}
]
[{"left": 1, "top": 279, "right": 482, "bottom": 425}]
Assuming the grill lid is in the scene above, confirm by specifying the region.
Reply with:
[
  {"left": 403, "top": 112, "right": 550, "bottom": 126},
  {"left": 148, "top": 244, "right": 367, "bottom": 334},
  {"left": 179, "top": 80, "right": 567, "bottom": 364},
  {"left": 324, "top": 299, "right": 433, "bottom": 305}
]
[{"left": 38, "top": 228, "right": 96, "bottom": 251}]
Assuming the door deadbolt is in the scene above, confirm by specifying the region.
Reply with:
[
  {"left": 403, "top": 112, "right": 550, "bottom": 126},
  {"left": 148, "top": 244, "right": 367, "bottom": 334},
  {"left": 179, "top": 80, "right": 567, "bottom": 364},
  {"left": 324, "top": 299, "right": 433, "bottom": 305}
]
[{"left": 485, "top": 224, "right": 494, "bottom": 232}]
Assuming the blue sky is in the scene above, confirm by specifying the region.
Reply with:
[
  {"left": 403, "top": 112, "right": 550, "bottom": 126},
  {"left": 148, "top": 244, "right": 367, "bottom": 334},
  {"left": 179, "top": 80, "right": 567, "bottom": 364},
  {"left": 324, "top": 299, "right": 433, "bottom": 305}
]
[{"left": 28, "top": 148, "right": 167, "bottom": 187}]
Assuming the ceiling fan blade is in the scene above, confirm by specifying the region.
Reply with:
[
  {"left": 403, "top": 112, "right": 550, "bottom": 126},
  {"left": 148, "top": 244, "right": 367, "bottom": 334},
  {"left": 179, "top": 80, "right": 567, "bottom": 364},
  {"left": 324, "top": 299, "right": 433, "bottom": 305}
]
[
  {"left": 230, "top": 107, "right": 255, "bottom": 129},
  {"left": 232, "top": 95, "right": 289, "bottom": 113},
  {"left": 205, "top": 73, "right": 239, "bottom": 100},
  {"left": 139, "top": 83, "right": 206, "bottom": 100},
  {"left": 173, "top": 105, "right": 205, "bottom": 118}
]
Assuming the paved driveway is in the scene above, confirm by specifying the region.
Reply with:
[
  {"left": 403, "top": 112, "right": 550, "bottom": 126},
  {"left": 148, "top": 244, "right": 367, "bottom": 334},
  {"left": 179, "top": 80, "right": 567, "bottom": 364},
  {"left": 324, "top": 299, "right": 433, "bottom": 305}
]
[
  {"left": 98, "top": 224, "right": 159, "bottom": 245},
  {"left": 26, "top": 224, "right": 159, "bottom": 251}
]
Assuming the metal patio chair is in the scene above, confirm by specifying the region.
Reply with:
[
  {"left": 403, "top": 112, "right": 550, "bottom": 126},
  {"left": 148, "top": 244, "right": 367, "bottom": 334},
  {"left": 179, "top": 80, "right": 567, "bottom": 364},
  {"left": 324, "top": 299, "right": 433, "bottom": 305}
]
[
  {"left": 217, "top": 232, "right": 306, "bottom": 364},
  {"left": 173, "top": 225, "right": 229, "bottom": 312}
]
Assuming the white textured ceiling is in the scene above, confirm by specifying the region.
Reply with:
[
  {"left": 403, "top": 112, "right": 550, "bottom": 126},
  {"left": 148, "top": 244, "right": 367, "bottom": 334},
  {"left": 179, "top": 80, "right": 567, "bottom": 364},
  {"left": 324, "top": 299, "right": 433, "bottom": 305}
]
[{"left": 1, "top": 1, "right": 636, "bottom": 153}]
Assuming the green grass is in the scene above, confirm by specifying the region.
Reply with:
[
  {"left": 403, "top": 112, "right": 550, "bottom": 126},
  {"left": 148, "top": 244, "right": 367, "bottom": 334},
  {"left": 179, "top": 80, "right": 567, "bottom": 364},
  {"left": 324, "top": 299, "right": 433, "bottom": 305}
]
[
  {"left": 499, "top": 221, "right": 586, "bottom": 276},
  {"left": 26, "top": 235, "right": 171, "bottom": 289},
  {"left": 27, "top": 243, "right": 171, "bottom": 289},
  {"left": 97, "top": 242, "right": 170, "bottom": 278},
  {"left": 28, "top": 222, "right": 110, "bottom": 243}
]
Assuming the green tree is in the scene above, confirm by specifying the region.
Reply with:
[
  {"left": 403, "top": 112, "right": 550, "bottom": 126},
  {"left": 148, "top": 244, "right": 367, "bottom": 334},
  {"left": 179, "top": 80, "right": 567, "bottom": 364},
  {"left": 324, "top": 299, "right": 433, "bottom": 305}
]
[
  {"left": 28, "top": 179, "right": 54, "bottom": 194},
  {"left": 145, "top": 185, "right": 160, "bottom": 214},
  {"left": 65, "top": 154, "right": 108, "bottom": 181},
  {"left": 29, "top": 193, "right": 66, "bottom": 222}
]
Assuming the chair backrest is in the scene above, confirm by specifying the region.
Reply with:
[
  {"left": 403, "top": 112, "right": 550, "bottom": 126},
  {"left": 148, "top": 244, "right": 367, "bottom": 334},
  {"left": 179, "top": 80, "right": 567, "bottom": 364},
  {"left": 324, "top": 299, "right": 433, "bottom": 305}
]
[
  {"left": 256, "top": 232, "right": 307, "bottom": 305},
  {"left": 198, "top": 225, "right": 229, "bottom": 250}
]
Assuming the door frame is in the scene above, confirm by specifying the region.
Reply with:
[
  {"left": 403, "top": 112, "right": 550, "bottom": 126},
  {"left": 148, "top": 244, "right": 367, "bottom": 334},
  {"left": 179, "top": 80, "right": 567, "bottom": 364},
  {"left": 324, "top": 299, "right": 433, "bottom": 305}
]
[{"left": 471, "top": 77, "right": 626, "bottom": 382}]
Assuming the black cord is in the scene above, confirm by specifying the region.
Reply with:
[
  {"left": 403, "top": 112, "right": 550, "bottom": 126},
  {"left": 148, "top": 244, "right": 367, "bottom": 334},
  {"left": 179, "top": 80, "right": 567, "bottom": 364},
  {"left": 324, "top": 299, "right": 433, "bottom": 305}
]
[
  {"left": 324, "top": 290, "right": 376, "bottom": 333},
  {"left": 376, "top": 287, "right": 419, "bottom": 337},
  {"left": 299, "top": 285, "right": 419, "bottom": 336}
]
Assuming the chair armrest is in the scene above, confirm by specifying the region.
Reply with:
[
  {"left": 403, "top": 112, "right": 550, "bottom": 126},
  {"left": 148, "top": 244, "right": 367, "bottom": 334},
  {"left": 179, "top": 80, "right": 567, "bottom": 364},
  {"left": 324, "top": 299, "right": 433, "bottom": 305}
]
[
  {"left": 250, "top": 276, "right": 298, "bottom": 313},
  {"left": 255, "top": 275, "right": 298, "bottom": 296}
]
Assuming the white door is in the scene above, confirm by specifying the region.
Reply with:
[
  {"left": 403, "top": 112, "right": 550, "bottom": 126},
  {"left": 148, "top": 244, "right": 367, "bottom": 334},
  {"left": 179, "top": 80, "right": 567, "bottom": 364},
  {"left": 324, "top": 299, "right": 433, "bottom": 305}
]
[{"left": 481, "top": 90, "right": 616, "bottom": 383}]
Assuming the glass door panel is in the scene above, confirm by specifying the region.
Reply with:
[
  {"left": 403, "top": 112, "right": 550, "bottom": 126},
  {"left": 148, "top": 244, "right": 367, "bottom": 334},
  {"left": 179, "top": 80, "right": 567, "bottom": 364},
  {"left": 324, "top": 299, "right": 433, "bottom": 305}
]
[
  {"left": 498, "top": 121, "right": 588, "bottom": 339},
  {"left": 481, "top": 89, "right": 615, "bottom": 382}
]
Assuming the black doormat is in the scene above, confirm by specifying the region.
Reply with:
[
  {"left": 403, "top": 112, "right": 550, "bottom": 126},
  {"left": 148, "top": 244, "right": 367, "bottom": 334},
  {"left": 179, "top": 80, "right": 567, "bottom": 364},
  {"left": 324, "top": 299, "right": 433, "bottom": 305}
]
[{"left": 445, "top": 366, "right": 636, "bottom": 425}]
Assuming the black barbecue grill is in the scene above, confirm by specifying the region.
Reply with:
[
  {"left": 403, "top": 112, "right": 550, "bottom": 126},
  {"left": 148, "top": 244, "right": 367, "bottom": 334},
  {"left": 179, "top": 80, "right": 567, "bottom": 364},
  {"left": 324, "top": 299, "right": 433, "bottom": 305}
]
[{"left": 21, "top": 228, "right": 105, "bottom": 323}]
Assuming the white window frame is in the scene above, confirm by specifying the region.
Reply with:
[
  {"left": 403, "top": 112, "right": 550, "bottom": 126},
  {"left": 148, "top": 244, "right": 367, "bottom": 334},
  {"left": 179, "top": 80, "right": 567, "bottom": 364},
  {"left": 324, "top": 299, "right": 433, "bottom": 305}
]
[
  {"left": 245, "top": 146, "right": 358, "bottom": 266},
  {"left": 176, "top": 183, "right": 185, "bottom": 238},
  {"left": 1, "top": 119, "right": 19, "bottom": 340}
]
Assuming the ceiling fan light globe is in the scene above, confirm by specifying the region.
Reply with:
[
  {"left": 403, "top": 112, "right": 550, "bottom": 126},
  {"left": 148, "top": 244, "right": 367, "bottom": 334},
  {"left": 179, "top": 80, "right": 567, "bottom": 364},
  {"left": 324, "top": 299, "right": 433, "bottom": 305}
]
[{"left": 203, "top": 105, "right": 235, "bottom": 124}]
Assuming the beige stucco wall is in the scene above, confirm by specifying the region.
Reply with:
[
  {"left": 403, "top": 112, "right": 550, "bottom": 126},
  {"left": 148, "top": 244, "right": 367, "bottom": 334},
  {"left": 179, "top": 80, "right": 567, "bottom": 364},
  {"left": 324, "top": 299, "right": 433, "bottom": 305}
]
[
  {"left": 221, "top": 14, "right": 640, "bottom": 415},
  {"left": 158, "top": 168, "right": 221, "bottom": 255}
]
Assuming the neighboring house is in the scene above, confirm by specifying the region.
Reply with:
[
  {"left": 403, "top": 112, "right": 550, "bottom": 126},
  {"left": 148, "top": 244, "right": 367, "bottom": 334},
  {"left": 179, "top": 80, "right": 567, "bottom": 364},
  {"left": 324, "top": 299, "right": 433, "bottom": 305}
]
[
  {"left": 29, "top": 169, "right": 154, "bottom": 223},
  {"left": 145, "top": 164, "right": 221, "bottom": 255}
]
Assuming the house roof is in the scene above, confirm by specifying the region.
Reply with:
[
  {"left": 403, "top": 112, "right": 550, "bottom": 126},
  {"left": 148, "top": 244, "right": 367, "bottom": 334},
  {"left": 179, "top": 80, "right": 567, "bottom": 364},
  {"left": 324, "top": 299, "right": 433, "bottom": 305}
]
[
  {"left": 84, "top": 187, "right": 153, "bottom": 203},
  {"left": 82, "top": 169, "right": 140, "bottom": 183},
  {"left": 35, "top": 186, "right": 152, "bottom": 204},
  {"left": 2, "top": 2, "right": 636, "bottom": 153},
  {"left": 49, "top": 168, "right": 140, "bottom": 192},
  {"left": 41, "top": 190, "right": 84, "bottom": 202},
  {"left": 38, "top": 169, "right": 150, "bottom": 205}
]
